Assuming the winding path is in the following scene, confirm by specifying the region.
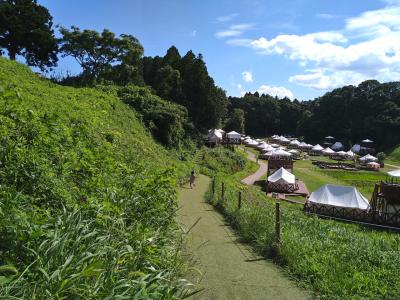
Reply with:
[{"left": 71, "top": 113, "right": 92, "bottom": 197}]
[
  {"left": 241, "top": 149, "right": 269, "bottom": 185},
  {"left": 177, "top": 175, "right": 310, "bottom": 299}
]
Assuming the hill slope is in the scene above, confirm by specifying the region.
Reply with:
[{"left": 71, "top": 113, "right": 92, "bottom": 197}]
[{"left": 0, "top": 58, "right": 191, "bottom": 298}]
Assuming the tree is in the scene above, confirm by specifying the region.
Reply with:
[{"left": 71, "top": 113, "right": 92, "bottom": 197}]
[
  {"left": 224, "top": 108, "right": 245, "bottom": 133},
  {"left": 59, "top": 27, "right": 143, "bottom": 83},
  {"left": 0, "top": 0, "right": 58, "bottom": 70}
]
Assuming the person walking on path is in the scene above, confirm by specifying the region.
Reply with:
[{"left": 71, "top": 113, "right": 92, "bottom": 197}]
[{"left": 189, "top": 170, "right": 196, "bottom": 189}]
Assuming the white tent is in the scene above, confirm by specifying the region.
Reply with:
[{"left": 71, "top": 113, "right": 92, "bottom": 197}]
[
  {"left": 227, "top": 131, "right": 241, "bottom": 139},
  {"left": 362, "top": 139, "right": 373, "bottom": 143},
  {"left": 351, "top": 144, "right": 361, "bottom": 153},
  {"left": 360, "top": 154, "right": 378, "bottom": 162},
  {"left": 270, "top": 143, "right": 280, "bottom": 148},
  {"left": 268, "top": 167, "right": 295, "bottom": 184},
  {"left": 322, "top": 147, "right": 335, "bottom": 155},
  {"left": 346, "top": 150, "right": 355, "bottom": 158},
  {"left": 388, "top": 169, "right": 400, "bottom": 178},
  {"left": 312, "top": 144, "right": 324, "bottom": 151},
  {"left": 270, "top": 149, "right": 292, "bottom": 157},
  {"left": 207, "top": 129, "right": 222, "bottom": 142},
  {"left": 299, "top": 142, "right": 308, "bottom": 148},
  {"left": 248, "top": 140, "right": 259, "bottom": 147},
  {"left": 309, "top": 184, "right": 370, "bottom": 210},
  {"left": 279, "top": 136, "right": 290, "bottom": 143},
  {"left": 257, "top": 142, "right": 268, "bottom": 149},
  {"left": 288, "top": 149, "right": 299, "bottom": 154},
  {"left": 331, "top": 142, "right": 344, "bottom": 151},
  {"left": 336, "top": 151, "right": 347, "bottom": 156},
  {"left": 289, "top": 139, "right": 300, "bottom": 146}
]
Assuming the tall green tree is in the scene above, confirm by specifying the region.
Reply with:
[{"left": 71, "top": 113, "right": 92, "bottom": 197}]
[
  {"left": 0, "top": 0, "right": 58, "bottom": 70},
  {"left": 59, "top": 27, "right": 143, "bottom": 83},
  {"left": 224, "top": 108, "right": 245, "bottom": 133}
]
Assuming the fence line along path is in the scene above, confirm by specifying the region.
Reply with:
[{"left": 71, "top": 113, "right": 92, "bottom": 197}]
[
  {"left": 177, "top": 175, "right": 310, "bottom": 299},
  {"left": 241, "top": 148, "right": 269, "bottom": 186}
]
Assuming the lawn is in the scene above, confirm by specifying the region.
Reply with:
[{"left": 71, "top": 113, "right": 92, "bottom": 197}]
[{"left": 293, "top": 156, "right": 392, "bottom": 199}]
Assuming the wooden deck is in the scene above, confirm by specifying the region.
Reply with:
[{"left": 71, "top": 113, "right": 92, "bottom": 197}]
[{"left": 267, "top": 180, "right": 309, "bottom": 203}]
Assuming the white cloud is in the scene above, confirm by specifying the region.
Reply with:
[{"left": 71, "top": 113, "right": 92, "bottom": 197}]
[
  {"left": 215, "top": 23, "right": 254, "bottom": 38},
  {"left": 191, "top": 30, "right": 197, "bottom": 37},
  {"left": 316, "top": 13, "right": 336, "bottom": 19},
  {"left": 242, "top": 71, "right": 253, "bottom": 82},
  {"left": 216, "top": 13, "right": 239, "bottom": 22},
  {"left": 216, "top": 30, "right": 242, "bottom": 38},
  {"left": 256, "top": 85, "right": 295, "bottom": 99},
  {"left": 224, "top": 2, "right": 400, "bottom": 90}
]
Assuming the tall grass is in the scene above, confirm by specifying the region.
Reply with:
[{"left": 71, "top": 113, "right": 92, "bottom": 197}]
[{"left": 0, "top": 58, "right": 194, "bottom": 298}]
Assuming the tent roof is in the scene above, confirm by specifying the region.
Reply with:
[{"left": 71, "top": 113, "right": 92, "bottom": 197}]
[
  {"left": 312, "top": 144, "right": 324, "bottom": 151},
  {"left": 290, "top": 139, "right": 300, "bottom": 145},
  {"left": 280, "top": 136, "right": 290, "bottom": 142},
  {"left": 288, "top": 149, "right": 299, "bottom": 154},
  {"left": 360, "top": 154, "right": 377, "bottom": 161},
  {"left": 323, "top": 147, "right": 335, "bottom": 154},
  {"left": 309, "top": 184, "right": 370, "bottom": 210},
  {"left": 268, "top": 167, "right": 295, "bottom": 184},
  {"left": 388, "top": 169, "right": 400, "bottom": 178},
  {"left": 346, "top": 150, "right": 355, "bottom": 157},
  {"left": 207, "top": 129, "right": 222, "bottom": 139},
  {"left": 336, "top": 151, "right": 347, "bottom": 155},
  {"left": 227, "top": 130, "right": 240, "bottom": 136},
  {"left": 325, "top": 136, "right": 335, "bottom": 139},
  {"left": 271, "top": 149, "right": 292, "bottom": 157},
  {"left": 362, "top": 139, "right": 373, "bottom": 143}
]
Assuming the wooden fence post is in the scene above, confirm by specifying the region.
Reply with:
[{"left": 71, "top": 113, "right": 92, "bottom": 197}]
[
  {"left": 221, "top": 182, "right": 225, "bottom": 201},
  {"left": 275, "top": 202, "right": 281, "bottom": 246},
  {"left": 238, "top": 191, "right": 242, "bottom": 210}
]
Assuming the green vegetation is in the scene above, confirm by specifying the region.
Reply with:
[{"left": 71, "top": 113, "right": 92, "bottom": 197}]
[
  {"left": 387, "top": 145, "right": 400, "bottom": 165},
  {"left": 0, "top": 58, "right": 194, "bottom": 298},
  {"left": 230, "top": 80, "right": 400, "bottom": 151},
  {"left": 199, "top": 147, "right": 247, "bottom": 176},
  {"left": 117, "top": 85, "right": 189, "bottom": 147},
  {"left": 293, "top": 158, "right": 388, "bottom": 198},
  {"left": 202, "top": 147, "right": 400, "bottom": 299},
  {"left": 0, "top": 0, "right": 58, "bottom": 69}
]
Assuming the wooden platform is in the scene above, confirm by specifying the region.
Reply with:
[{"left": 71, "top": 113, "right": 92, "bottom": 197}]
[{"left": 267, "top": 180, "right": 309, "bottom": 202}]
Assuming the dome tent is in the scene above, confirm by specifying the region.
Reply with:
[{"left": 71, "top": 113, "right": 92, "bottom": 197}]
[{"left": 308, "top": 184, "right": 370, "bottom": 210}]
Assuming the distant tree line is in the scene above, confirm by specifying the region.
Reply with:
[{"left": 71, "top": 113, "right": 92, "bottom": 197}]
[
  {"left": 229, "top": 80, "right": 400, "bottom": 150},
  {"left": 1, "top": 0, "right": 399, "bottom": 150}
]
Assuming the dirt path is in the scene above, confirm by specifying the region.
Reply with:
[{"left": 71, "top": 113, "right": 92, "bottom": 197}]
[
  {"left": 177, "top": 175, "right": 310, "bottom": 299},
  {"left": 241, "top": 149, "right": 269, "bottom": 185}
]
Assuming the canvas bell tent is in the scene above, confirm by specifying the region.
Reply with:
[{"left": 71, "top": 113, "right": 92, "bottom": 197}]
[{"left": 266, "top": 167, "right": 297, "bottom": 193}]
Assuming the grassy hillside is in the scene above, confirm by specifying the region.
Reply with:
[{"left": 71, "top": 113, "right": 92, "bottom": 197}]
[
  {"left": 0, "top": 58, "right": 193, "bottom": 298},
  {"left": 387, "top": 145, "right": 400, "bottom": 165}
]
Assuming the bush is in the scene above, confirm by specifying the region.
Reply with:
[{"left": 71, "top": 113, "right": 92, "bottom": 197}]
[{"left": 0, "top": 58, "right": 192, "bottom": 298}]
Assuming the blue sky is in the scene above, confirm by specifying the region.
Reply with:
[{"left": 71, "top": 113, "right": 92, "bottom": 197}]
[{"left": 38, "top": 0, "right": 400, "bottom": 100}]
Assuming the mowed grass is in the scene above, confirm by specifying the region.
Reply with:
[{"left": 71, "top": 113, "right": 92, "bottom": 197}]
[{"left": 293, "top": 157, "right": 389, "bottom": 199}]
